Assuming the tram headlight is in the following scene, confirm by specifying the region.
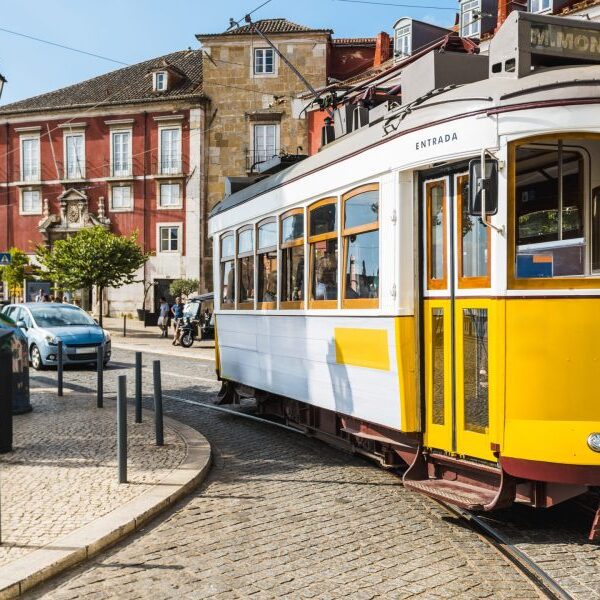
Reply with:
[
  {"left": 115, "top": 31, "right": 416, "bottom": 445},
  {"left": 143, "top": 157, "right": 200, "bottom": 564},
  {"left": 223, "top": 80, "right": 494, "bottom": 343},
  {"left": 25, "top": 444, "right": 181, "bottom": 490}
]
[{"left": 587, "top": 433, "right": 600, "bottom": 453}]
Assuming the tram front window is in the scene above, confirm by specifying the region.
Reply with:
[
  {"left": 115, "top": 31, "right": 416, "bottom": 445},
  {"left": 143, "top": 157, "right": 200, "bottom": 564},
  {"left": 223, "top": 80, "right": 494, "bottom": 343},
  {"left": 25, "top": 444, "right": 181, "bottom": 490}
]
[{"left": 515, "top": 143, "right": 585, "bottom": 278}]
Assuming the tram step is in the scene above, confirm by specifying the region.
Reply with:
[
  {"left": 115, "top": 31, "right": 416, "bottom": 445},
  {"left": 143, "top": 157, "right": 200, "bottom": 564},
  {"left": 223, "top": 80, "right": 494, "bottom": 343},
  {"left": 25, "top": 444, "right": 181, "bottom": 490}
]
[{"left": 404, "top": 478, "right": 498, "bottom": 510}]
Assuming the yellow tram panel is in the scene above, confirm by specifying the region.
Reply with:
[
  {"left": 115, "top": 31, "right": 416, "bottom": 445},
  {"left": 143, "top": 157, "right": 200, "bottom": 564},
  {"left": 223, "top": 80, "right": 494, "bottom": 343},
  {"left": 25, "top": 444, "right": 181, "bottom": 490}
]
[{"left": 504, "top": 298, "right": 600, "bottom": 466}]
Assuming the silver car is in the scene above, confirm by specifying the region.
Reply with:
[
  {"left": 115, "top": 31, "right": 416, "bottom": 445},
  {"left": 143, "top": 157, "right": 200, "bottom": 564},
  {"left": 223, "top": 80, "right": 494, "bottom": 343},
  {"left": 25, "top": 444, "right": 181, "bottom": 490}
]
[{"left": 1, "top": 303, "right": 111, "bottom": 370}]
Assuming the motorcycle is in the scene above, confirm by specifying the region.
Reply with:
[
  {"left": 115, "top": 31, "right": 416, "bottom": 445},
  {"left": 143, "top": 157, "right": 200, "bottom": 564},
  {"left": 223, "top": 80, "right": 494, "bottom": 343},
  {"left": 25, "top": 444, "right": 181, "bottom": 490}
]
[{"left": 178, "top": 317, "right": 196, "bottom": 348}]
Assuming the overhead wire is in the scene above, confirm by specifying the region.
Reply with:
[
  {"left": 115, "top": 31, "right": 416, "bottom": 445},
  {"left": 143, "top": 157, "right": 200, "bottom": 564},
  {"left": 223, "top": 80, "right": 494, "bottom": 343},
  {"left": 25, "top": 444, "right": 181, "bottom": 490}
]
[{"left": 333, "top": 0, "right": 457, "bottom": 10}]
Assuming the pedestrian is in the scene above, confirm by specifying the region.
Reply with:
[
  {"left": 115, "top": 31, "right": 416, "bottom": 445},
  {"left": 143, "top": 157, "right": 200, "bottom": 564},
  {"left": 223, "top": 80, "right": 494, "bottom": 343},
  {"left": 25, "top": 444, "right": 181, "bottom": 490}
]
[
  {"left": 157, "top": 296, "right": 170, "bottom": 338},
  {"left": 171, "top": 296, "right": 184, "bottom": 346},
  {"left": 55, "top": 295, "right": 63, "bottom": 303},
  {"left": 42, "top": 294, "right": 51, "bottom": 303},
  {"left": 34, "top": 289, "right": 43, "bottom": 302},
  {"left": 63, "top": 290, "right": 72, "bottom": 303}
]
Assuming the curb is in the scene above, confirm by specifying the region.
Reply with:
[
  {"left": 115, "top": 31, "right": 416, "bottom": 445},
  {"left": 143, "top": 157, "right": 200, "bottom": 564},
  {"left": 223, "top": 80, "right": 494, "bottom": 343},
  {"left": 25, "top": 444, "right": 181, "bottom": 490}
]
[{"left": 0, "top": 413, "right": 211, "bottom": 599}]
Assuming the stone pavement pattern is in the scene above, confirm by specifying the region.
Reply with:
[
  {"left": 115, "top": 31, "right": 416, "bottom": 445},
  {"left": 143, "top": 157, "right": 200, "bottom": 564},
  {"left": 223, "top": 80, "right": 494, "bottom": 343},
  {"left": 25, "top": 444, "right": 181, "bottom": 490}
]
[
  {"left": 28, "top": 349, "right": 541, "bottom": 599},
  {"left": 0, "top": 389, "right": 186, "bottom": 568}
]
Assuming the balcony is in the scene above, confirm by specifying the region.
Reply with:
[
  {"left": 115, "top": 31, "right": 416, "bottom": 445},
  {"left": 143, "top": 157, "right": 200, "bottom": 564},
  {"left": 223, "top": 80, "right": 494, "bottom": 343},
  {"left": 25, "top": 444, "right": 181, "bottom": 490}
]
[
  {"left": 153, "top": 158, "right": 185, "bottom": 178},
  {"left": 104, "top": 160, "right": 135, "bottom": 181}
]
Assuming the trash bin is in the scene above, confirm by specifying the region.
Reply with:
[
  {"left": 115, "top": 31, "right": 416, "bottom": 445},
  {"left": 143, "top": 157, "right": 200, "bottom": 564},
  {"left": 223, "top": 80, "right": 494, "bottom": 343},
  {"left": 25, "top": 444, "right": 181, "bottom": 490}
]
[
  {"left": 0, "top": 313, "right": 32, "bottom": 417},
  {"left": 0, "top": 326, "right": 14, "bottom": 453}
]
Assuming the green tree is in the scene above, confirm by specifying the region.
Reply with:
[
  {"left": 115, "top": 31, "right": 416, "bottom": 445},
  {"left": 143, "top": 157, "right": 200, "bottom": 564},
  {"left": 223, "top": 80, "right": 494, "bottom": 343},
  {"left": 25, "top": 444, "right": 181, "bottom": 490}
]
[
  {"left": 0, "top": 248, "right": 38, "bottom": 301},
  {"left": 36, "top": 227, "right": 150, "bottom": 326},
  {"left": 169, "top": 278, "right": 199, "bottom": 299}
]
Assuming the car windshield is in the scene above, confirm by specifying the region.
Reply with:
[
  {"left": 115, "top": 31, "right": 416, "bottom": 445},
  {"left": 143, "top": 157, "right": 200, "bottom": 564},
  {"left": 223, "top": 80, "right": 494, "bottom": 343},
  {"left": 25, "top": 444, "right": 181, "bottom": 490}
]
[{"left": 30, "top": 306, "right": 96, "bottom": 328}]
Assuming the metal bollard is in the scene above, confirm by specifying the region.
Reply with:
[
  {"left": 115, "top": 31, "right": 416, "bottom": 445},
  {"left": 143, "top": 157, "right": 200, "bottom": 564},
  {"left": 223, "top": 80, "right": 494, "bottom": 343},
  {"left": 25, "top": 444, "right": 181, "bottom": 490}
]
[
  {"left": 152, "top": 360, "right": 164, "bottom": 446},
  {"left": 135, "top": 351, "right": 142, "bottom": 423},
  {"left": 123, "top": 314, "right": 127, "bottom": 337},
  {"left": 57, "top": 340, "right": 63, "bottom": 397},
  {"left": 117, "top": 375, "right": 127, "bottom": 483},
  {"left": 96, "top": 345, "right": 104, "bottom": 408}
]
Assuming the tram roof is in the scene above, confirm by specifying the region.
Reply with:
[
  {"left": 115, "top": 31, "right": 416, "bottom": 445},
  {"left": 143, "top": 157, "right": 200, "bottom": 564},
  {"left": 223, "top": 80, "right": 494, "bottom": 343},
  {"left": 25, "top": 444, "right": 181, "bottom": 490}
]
[{"left": 210, "top": 63, "right": 600, "bottom": 219}]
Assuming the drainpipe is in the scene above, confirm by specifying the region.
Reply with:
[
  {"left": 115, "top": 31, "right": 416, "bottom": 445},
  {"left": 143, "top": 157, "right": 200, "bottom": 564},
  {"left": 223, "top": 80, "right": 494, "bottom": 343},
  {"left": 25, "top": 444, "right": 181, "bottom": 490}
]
[
  {"left": 142, "top": 110, "right": 148, "bottom": 316},
  {"left": 5, "top": 122, "right": 10, "bottom": 249}
]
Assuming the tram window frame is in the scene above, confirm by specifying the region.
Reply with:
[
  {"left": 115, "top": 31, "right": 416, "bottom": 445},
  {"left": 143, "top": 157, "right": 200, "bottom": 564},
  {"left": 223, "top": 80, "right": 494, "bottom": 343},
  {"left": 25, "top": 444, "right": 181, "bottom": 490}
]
[
  {"left": 308, "top": 197, "right": 338, "bottom": 309},
  {"left": 341, "top": 183, "right": 380, "bottom": 309},
  {"left": 257, "top": 218, "right": 278, "bottom": 310},
  {"left": 508, "top": 134, "right": 600, "bottom": 289},
  {"left": 280, "top": 208, "right": 305, "bottom": 309},
  {"left": 236, "top": 225, "right": 255, "bottom": 309},
  {"left": 220, "top": 232, "right": 235, "bottom": 310},
  {"left": 457, "top": 174, "right": 491, "bottom": 288},
  {"left": 425, "top": 179, "right": 448, "bottom": 290}
]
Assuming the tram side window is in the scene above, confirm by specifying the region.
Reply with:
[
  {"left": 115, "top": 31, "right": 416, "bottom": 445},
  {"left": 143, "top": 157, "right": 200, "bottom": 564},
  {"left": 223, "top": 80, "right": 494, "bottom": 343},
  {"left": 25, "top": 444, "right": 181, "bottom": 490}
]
[
  {"left": 426, "top": 180, "right": 447, "bottom": 289},
  {"left": 257, "top": 219, "right": 277, "bottom": 309},
  {"left": 515, "top": 142, "right": 585, "bottom": 278},
  {"left": 220, "top": 233, "right": 235, "bottom": 309},
  {"left": 342, "top": 184, "right": 379, "bottom": 308},
  {"left": 309, "top": 198, "right": 337, "bottom": 308},
  {"left": 281, "top": 210, "right": 304, "bottom": 308},
  {"left": 237, "top": 227, "right": 255, "bottom": 308}
]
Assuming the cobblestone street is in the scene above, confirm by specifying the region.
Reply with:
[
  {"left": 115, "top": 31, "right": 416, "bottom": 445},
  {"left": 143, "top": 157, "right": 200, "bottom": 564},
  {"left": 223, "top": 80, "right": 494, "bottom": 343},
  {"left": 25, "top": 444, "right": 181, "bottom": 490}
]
[
  {"left": 25, "top": 348, "right": 546, "bottom": 599},
  {"left": 0, "top": 387, "right": 186, "bottom": 569}
]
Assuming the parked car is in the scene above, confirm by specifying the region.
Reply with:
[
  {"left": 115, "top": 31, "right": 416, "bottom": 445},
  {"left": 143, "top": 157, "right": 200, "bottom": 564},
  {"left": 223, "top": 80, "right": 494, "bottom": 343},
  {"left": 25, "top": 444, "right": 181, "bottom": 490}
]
[{"left": 0, "top": 303, "right": 111, "bottom": 370}]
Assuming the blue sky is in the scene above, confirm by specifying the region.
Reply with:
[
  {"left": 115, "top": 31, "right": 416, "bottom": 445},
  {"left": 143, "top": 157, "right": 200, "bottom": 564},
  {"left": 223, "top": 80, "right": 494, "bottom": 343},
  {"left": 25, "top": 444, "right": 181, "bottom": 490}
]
[{"left": 0, "top": 0, "right": 457, "bottom": 105}]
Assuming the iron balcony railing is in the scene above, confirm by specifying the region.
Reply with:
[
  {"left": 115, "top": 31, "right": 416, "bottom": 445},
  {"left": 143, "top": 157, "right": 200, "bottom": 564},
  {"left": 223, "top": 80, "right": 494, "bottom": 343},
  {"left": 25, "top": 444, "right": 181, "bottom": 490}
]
[{"left": 245, "top": 149, "right": 281, "bottom": 172}]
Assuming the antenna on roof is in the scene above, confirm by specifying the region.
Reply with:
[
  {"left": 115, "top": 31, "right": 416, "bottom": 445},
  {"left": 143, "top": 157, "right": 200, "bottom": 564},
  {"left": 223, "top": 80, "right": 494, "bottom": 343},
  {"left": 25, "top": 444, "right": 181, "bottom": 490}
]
[
  {"left": 227, "top": 18, "right": 240, "bottom": 31},
  {"left": 244, "top": 15, "right": 333, "bottom": 116}
]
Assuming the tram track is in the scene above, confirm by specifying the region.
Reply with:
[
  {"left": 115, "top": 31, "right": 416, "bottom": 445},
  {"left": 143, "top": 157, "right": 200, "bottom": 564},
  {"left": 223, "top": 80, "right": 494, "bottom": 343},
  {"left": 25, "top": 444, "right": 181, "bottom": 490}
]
[{"left": 162, "top": 393, "right": 575, "bottom": 600}]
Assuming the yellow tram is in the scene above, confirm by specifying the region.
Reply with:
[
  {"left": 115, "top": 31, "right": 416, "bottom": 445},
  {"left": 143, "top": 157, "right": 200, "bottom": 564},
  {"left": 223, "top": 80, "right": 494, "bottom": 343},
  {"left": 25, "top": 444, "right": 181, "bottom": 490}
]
[{"left": 208, "top": 12, "right": 600, "bottom": 534}]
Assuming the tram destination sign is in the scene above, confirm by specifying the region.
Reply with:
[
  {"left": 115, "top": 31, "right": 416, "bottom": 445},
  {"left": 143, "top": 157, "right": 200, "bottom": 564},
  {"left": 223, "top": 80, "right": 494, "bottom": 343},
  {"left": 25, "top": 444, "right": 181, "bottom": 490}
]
[{"left": 529, "top": 22, "right": 600, "bottom": 59}]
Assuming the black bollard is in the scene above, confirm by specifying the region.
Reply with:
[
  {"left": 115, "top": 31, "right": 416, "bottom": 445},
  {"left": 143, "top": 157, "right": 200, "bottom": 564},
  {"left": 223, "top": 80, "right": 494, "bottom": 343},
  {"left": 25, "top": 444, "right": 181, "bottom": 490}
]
[
  {"left": 135, "top": 352, "right": 142, "bottom": 423},
  {"left": 117, "top": 375, "right": 127, "bottom": 483},
  {"left": 153, "top": 360, "right": 164, "bottom": 446},
  {"left": 96, "top": 345, "right": 104, "bottom": 408},
  {"left": 57, "top": 340, "right": 63, "bottom": 397},
  {"left": 123, "top": 314, "right": 127, "bottom": 337}
]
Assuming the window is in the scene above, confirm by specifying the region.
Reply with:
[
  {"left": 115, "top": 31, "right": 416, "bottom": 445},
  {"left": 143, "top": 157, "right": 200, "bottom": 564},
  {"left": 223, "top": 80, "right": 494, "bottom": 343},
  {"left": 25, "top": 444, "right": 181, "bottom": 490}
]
[
  {"left": 426, "top": 180, "right": 447, "bottom": 289},
  {"left": 111, "top": 130, "right": 131, "bottom": 177},
  {"left": 281, "top": 209, "right": 304, "bottom": 309},
  {"left": 65, "top": 133, "right": 85, "bottom": 179},
  {"left": 220, "top": 233, "right": 235, "bottom": 309},
  {"left": 159, "top": 226, "right": 180, "bottom": 253},
  {"left": 237, "top": 227, "right": 254, "bottom": 308},
  {"left": 529, "top": 0, "right": 551, "bottom": 12},
  {"left": 395, "top": 24, "right": 412, "bottom": 57},
  {"left": 111, "top": 185, "right": 132, "bottom": 210},
  {"left": 513, "top": 140, "right": 590, "bottom": 280},
  {"left": 460, "top": 0, "right": 481, "bottom": 37},
  {"left": 342, "top": 184, "right": 379, "bottom": 308},
  {"left": 21, "top": 137, "right": 40, "bottom": 182},
  {"left": 309, "top": 198, "right": 338, "bottom": 308},
  {"left": 159, "top": 183, "right": 181, "bottom": 208},
  {"left": 159, "top": 127, "right": 181, "bottom": 174},
  {"left": 254, "top": 48, "right": 274, "bottom": 74},
  {"left": 21, "top": 189, "right": 41, "bottom": 214},
  {"left": 253, "top": 124, "right": 278, "bottom": 165},
  {"left": 457, "top": 174, "right": 490, "bottom": 288},
  {"left": 257, "top": 219, "right": 277, "bottom": 309},
  {"left": 154, "top": 71, "right": 168, "bottom": 91}
]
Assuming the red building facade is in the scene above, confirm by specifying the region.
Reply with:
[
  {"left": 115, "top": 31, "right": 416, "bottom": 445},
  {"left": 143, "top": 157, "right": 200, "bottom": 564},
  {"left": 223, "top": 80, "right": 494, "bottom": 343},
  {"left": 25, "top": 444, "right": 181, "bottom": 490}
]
[{"left": 0, "top": 50, "right": 206, "bottom": 314}]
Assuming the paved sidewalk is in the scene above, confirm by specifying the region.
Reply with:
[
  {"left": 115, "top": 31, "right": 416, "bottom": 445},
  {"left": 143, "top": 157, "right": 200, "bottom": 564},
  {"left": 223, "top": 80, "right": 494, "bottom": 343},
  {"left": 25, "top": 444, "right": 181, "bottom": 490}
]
[
  {"left": 0, "top": 387, "right": 211, "bottom": 598},
  {"left": 102, "top": 316, "right": 215, "bottom": 361}
]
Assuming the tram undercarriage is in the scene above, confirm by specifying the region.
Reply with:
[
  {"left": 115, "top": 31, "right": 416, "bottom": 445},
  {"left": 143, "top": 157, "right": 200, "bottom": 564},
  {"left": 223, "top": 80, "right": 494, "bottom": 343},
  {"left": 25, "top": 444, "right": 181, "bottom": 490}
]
[{"left": 217, "top": 381, "right": 600, "bottom": 540}]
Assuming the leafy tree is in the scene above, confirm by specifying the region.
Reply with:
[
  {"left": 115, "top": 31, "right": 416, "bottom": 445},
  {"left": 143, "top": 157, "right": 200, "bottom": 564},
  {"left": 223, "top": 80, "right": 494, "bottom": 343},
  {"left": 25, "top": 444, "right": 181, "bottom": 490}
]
[
  {"left": 0, "top": 248, "right": 39, "bottom": 301},
  {"left": 169, "top": 278, "right": 199, "bottom": 299},
  {"left": 36, "top": 227, "right": 150, "bottom": 326}
]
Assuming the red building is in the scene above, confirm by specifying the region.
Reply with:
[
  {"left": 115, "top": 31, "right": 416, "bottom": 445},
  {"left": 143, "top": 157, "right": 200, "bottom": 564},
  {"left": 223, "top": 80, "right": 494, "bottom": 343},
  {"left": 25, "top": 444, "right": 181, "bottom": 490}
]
[{"left": 0, "top": 50, "right": 206, "bottom": 315}]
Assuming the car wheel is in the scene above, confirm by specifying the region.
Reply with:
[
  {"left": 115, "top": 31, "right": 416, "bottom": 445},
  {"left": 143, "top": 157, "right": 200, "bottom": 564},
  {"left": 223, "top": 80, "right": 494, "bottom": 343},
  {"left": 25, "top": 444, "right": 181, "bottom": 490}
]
[
  {"left": 30, "top": 344, "right": 45, "bottom": 370},
  {"left": 180, "top": 333, "right": 194, "bottom": 348}
]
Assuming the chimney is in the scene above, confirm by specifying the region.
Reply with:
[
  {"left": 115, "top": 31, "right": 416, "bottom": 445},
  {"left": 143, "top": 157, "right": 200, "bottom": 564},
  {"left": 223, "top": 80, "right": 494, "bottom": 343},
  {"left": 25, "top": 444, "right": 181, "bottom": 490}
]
[{"left": 374, "top": 32, "right": 391, "bottom": 67}]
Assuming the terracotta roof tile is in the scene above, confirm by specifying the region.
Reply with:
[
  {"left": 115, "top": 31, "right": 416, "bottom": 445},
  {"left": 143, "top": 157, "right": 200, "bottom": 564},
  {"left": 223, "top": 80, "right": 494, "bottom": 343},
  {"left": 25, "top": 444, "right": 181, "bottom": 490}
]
[
  {"left": 0, "top": 49, "right": 204, "bottom": 116},
  {"left": 332, "top": 37, "right": 377, "bottom": 46},
  {"left": 197, "top": 18, "right": 332, "bottom": 38}
]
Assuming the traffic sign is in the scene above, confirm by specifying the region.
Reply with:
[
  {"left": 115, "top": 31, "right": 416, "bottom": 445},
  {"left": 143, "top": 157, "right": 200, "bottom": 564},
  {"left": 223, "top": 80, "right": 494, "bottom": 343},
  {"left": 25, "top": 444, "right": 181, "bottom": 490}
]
[{"left": 0, "top": 253, "right": 11, "bottom": 267}]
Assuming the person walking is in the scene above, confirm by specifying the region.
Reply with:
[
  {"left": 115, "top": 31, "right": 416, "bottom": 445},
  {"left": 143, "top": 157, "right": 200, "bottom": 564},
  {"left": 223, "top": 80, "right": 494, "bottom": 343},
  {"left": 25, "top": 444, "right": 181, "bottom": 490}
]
[
  {"left": 171, "top": 297, "right": 184, "bottom": 346},
  {"left": 157, "top": 297, "right": 170, "bottom": 338}
]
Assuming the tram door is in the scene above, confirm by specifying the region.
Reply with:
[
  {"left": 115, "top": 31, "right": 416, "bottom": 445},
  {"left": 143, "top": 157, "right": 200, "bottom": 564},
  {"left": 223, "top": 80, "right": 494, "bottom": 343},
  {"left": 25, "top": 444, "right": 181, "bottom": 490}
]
[{"left": 422, "top": 173, "right": 496, "bottom": 462}]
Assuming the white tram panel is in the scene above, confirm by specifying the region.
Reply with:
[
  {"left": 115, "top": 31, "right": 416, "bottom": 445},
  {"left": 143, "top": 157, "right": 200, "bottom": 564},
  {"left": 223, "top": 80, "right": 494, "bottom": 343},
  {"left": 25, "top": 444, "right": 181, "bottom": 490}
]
[{"left": 218, "top": 314, "right": 402, "bottom": 429}]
